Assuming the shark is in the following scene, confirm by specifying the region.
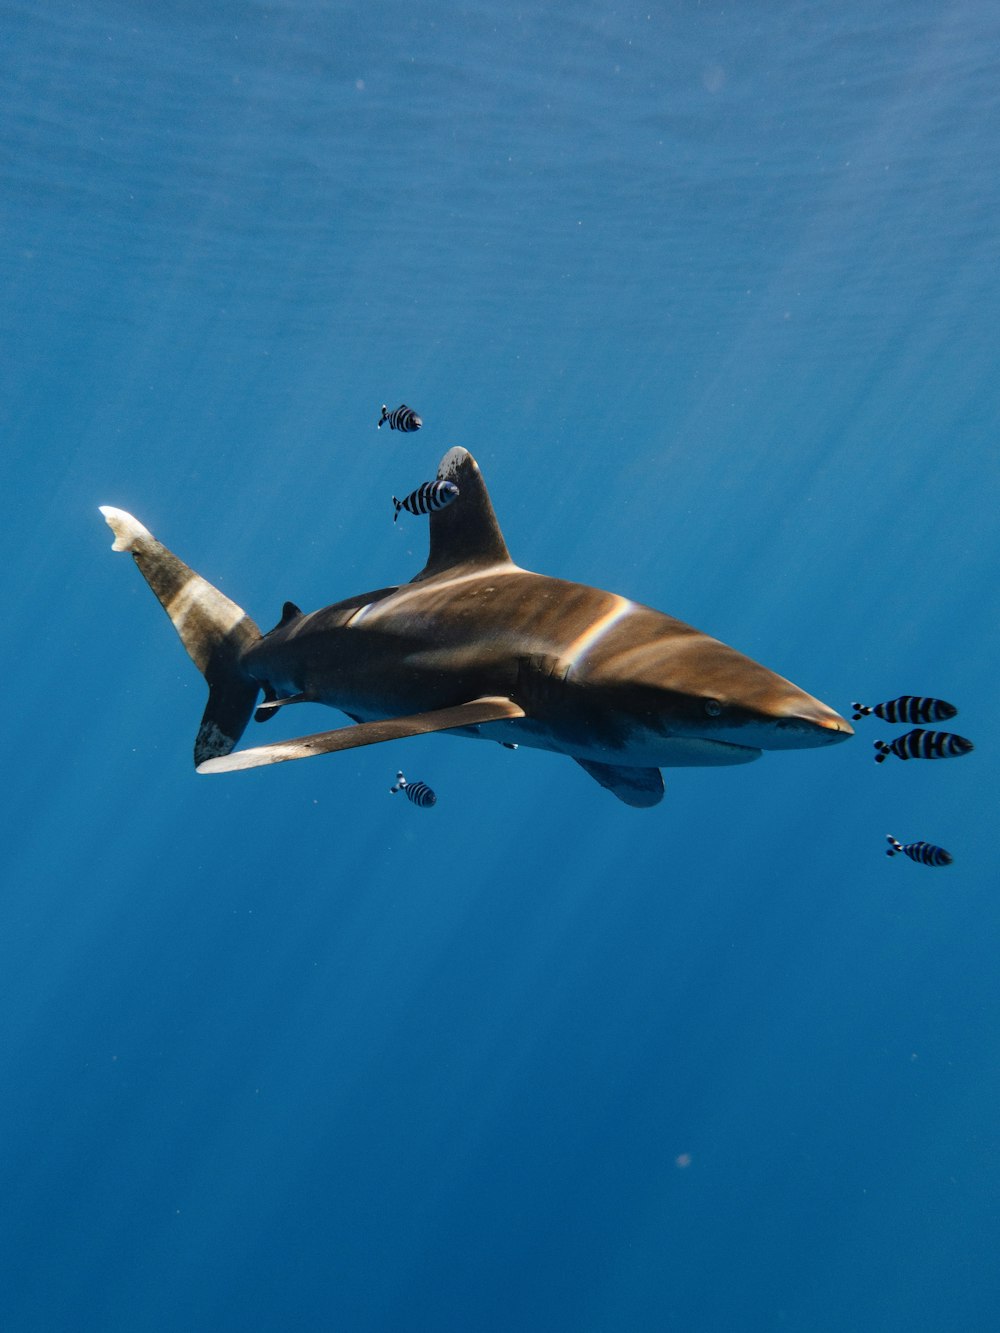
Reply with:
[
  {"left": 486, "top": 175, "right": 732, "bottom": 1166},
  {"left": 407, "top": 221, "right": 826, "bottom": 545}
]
[{"left": 99, "top": 447, "right": 852, "bottom": 807}]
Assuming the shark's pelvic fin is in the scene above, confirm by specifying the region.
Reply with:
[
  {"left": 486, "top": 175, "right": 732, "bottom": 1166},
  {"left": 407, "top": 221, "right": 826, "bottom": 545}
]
[
  {"left": 575, "top": 759, "right": 665, "bottom": 807},
  {"left": 197, "top": 696, "right": 527, "bottom": 774},
  {"left": 100, "top": 507, "right": 261, "bottom": 765},
  {"left": 254, "top": 692, "right": 308, "bottom": 721},
  {"left": 411, "top": 448, "right": 512, "bottom": 582}
]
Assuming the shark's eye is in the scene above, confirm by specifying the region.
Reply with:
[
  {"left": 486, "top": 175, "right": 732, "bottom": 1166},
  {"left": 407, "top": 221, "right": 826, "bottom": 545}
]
[{"left": 704, "top": 698, "right": 722, "bottom": 717}]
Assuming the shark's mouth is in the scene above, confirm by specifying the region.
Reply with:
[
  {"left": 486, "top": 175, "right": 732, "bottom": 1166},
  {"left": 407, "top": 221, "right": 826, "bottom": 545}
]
[
  {"left": 625, "top": 732, "right": 765, "bottom": 768},
  {"left": 673, "top": 736, "right": 764, "bottom": 766},
  {"left": 713, "top": 739, "right": 765, "bottom": 757},
  {"left": 768, "top": 715, "right": 855, "bottom": 748}
]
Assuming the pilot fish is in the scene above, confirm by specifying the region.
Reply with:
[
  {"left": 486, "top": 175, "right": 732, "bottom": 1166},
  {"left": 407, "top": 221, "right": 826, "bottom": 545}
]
[
  {"left": 885, "top": 835, "right": 953, "bottom": 866},
  {"left": 378, "top": 403, "right": 423, "bottom": 432},
  {"left": 389, "top": 771, "right": 436, "bottom": 807},
  {"left": 852, "top": 696, "right": 957, "bottom": 723},
  {"left": 393, "top": 480, "right": 460, "bottom": 522},
  {"left": 873, "top": 729, "right": 973, "bottom": 763}
]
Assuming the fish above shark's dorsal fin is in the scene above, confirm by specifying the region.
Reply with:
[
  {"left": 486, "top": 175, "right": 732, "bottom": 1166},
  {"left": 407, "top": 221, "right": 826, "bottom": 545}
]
[
  {"left": 197, "top": 696, "right": 527, "bottom": 774},
  {"left": 411, "top": 448, "right": 512, "bottom": 582},
  {"left": 575, "top": 759, "right": 665, "bottom": 807}
]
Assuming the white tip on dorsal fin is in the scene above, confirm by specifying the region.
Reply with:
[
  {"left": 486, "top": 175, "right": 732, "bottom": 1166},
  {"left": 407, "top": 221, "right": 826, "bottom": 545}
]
[
  {"left": 99, "top": 506, "right": 153, "bottom": 553},
  {"left": 411, "top": 448, "right": 512, "bottom": 582}
]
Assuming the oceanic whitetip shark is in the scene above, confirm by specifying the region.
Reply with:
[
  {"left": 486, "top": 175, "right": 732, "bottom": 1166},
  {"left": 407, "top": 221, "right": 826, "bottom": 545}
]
[{"left": 99, "top": 447, "right": 852, "bottom": 807}]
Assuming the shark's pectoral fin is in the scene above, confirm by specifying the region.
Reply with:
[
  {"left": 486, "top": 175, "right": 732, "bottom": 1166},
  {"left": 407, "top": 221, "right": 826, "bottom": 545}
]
[
  {"left": 197, "top": 696, "right": 526, "bottom": 774},
  {"left": 575, "top": 759, "right": 664, "bottom": 807}
]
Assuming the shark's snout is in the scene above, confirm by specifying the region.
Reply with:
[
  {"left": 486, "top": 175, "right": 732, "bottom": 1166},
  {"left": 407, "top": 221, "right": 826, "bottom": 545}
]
[{"left": 774, "top": 702, "right": 854, "bottom": 746}]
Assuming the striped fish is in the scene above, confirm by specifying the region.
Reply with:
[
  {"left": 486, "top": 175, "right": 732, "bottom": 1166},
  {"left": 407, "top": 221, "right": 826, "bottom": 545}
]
[
  {"left": 393, "top": 480, "right": 460, "bottom": 523},
  {"left": 886, "top": 835, "right": 953, "bottom": 867},
  {"left": 389, "top": 770, "right": 437, "bottom": 807},
  {"left": 378, "top": 403, "right": 423, "bottom": 432},
  {"left": 852, "top": 695, "right": 957, "bottom": 723},
  {"left": 873, "top": 728, "right": 974, "bottom": 763}
]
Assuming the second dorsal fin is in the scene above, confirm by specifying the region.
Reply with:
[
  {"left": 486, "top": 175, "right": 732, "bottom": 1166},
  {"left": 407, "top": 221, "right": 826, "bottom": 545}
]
[
  {"left": 265, "top": 601, "right": 303, "bottom": 635},
  {"left": 411, "top": 448, "right": 512, "bottom": 582}
]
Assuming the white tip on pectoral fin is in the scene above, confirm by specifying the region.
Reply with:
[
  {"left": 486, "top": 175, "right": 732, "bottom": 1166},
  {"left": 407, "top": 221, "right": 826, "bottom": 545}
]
[
  {"left": 198, "top": 696, "right": 527, "bottom": 774},
  {"left": 99, "top": 506, "right": 153, "bottom": 553}
]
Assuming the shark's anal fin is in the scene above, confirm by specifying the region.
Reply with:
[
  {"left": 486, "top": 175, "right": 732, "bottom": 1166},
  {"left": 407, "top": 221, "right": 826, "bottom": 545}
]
[
  {"left": 575, "top": 759, "right": 664, "bottom": 808},
  {"left": 411, "top": 448, "right": 512, "bottom": 581},
  {"left": 198, "top": 696, "right": 527, "bottom": 774}
]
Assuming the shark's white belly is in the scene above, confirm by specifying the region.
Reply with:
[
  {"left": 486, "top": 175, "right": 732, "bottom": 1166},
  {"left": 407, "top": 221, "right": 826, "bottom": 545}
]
[{"left": 337, "top": 701, "right": 761, "bottom": 769}]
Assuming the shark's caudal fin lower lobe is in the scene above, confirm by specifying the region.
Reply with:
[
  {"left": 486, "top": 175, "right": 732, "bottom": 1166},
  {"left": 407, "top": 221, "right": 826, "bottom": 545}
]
[{"left": 100, "top": 507, "right": 261, "bottom": 766}]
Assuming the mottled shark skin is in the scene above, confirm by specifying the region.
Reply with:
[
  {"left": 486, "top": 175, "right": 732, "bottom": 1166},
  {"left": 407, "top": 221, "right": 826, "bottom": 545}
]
[{"left": 100, "top": 447, "right": 852, "bottom": 806}]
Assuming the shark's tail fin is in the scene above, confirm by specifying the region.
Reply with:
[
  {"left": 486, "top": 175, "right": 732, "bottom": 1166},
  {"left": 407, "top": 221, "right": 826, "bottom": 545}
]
[{"left": 100, "top": 507, "right": 262, "bottom": 766}]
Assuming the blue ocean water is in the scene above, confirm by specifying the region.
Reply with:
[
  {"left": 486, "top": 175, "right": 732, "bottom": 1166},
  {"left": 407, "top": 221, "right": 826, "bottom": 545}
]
[{"left": 2, "top": 2, "right": 998, "bottom": 1329}]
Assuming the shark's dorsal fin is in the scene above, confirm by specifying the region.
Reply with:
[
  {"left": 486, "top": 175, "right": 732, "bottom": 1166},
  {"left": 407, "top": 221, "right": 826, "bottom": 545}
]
[
  {"left": 575, "top": 759, "right": 665, "bottom": 808},
  {"left": 411, "top": 448, "right": 512, "bottom": 582}
]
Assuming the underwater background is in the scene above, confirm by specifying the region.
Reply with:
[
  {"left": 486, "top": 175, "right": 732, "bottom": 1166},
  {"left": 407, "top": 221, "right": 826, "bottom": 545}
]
[{"left": 2, "top": 2, "right": 998, "bottom": 1329}]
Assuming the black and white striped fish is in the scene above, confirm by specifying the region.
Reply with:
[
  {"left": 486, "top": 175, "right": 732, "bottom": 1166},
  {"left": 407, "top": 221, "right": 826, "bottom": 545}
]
[
  {"left": 392, "top": 480, "right": 459, "bottom": 523},
  {"left": 873, "top": 728, "right": 974, "bottom": 763},
  {"left": 885, "top": 835, "right": 953, "bottom": 867},
  {"left": 389, "top": 770, "right": 437, "bottom": 807},
  {"left": 852, "top": 695, "right": 957, "bottom": 723},
  {"left": 378, "top": 403, "right": 423, "bottom": 432}
]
